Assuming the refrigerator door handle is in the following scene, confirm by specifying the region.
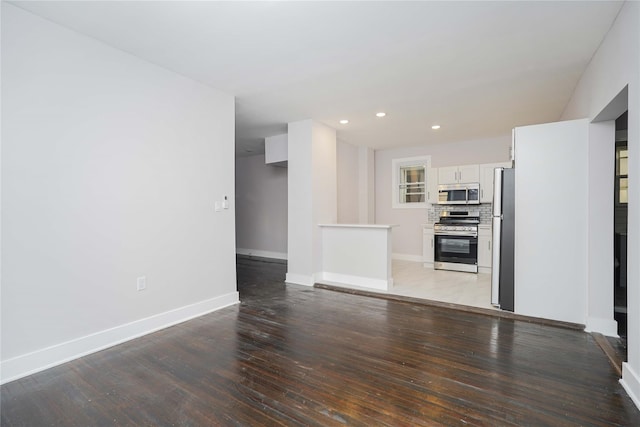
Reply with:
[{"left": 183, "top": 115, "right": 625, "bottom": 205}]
[
  {"left": 491, "top": 166, "right": 505, "bottom": 307},
  {"left": 493, "top": 168, "right": 503, "bottom": 217},
  {"left": 491, "top": 216, "right": 502, "bottom": 307}
]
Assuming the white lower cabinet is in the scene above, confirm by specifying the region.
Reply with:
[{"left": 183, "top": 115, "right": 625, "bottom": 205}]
[
  {"left": 478, "top": 226, "right": 492, "bottom": 273},
  {"left": 423, "top": 226, "right": 434, "bottom": 267}
]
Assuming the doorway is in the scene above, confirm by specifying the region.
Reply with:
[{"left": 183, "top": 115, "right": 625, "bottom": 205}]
[{"left": 614, "top": 111, "right": 628, "bottom": 342}]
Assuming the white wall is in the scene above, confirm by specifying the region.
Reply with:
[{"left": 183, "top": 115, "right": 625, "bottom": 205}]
[
  {"left": 586, "top": 121, "right": 616, "bottom": 335},
  {"left": 311, "top": 122, "right": 338, "bottom": 276},
  {"left": 1, "top": 4, "right": 238, "bottom": 382},
  {"left": 337, "top": 140, "right": 359, "bottom": 224},
  {"left": 359, "top": 146, "right": 376, "bottom": 224},
  {"left": 286, "top": 120, "right": 337, "bottom": 286},
  {"left": 234, "top": 138, "right": 350, "bottom": 262},
  {"left": 286, "top": 121, "right": 314, "bottom": 284},
  {"left": 337, "top": 141, "right": 375, "bottom": 225},
  {"left": 375, "top": 136, "right": 510, "bottom": 259},
  {"left": 235, "top": 155, "right": 287, "bottom": 259},
  {"left": 560, "top": 1, "right": 640, "bottom": 408},
  {"left": 514, "top": 119, "right": 589, "bottom": 325},
  {"left": 238, "top": 133, "right": 340, "bottom": 262},
  {"left": 265, "top": 133, "right": 288, "bottom": 166}
]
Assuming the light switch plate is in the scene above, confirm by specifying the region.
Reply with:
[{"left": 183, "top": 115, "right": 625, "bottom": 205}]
[{"left": 137, "top": 276, "right": 146, "bottom": 291}]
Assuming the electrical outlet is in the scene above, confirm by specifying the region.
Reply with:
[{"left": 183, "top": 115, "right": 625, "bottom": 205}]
[
  {"left": 222, "top": 195, "right": 229, "bottom": 209},
  {"left": 137, "top": 276, "right": 146, "bottom": 291}
]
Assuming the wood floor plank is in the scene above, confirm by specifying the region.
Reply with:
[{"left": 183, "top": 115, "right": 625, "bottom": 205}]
[{"left": 2, "top": 256, "right": 639, "bottom": 426}]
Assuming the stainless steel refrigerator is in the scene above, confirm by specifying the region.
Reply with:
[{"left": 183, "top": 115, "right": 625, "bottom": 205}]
[{"left": 491, "top": 167, "right": 515, "bottom": 311}]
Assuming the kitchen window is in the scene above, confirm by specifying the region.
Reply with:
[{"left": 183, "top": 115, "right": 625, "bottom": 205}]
[{"left": 392, "top": 156, "right": 431, "bottom": 208}]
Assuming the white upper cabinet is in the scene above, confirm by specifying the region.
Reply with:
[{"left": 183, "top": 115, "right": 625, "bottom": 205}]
[
  {"left": 458, "top": 164, "right": 480, "bottom": 183},
  {"left": 438, "top": 166, "right": 458, "bottom": 185},
  {"left": 426, "top": 166, "right": 438, "bottom": 204},
  {"left": 438, "top": 165, "right": 480, "bottom": 185},
  {"left": 479, "top": 162, "right": 512, "bottom": 203},
  {"left": 480, "top": 164, "right": 494, "bottom": 203}
]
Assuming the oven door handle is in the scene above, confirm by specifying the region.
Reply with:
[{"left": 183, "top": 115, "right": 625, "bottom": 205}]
[{"left": 435, "top": 231, "right": 478, "bottom": 237}]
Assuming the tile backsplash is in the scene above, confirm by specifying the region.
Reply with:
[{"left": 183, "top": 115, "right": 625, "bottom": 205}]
[{"left": 427, "top": 204, "right": 492, "bottom": 224}]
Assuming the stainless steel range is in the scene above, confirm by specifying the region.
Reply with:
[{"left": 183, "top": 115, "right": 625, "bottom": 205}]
[{"left": 434, "top": 210, "right": 479, "bottom": 273}]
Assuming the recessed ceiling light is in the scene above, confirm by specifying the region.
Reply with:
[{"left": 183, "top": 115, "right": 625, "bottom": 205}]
[
  {"left": 376, "top": 112, "right": 386, "bottom": 117},
  {"left": 340, "top": 119, "right": 349, "bottom": 124},
  {"left": 432, "top": 125, "right": 441, "bottom": 130}
]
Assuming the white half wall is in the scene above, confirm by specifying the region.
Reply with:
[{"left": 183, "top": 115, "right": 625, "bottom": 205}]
[
  {"left": 561, "top": 1, "right": 640, "bottom": 407},
  {"left": 318, "top": 224, "right": 394, "bottom": 291},
  {"left": 235, "top": 154, "right": 288, "bottom": 259},
  {"left": 375, "top": 136, "right": 510, "bottom": 257},
  {"left": 1, "top": 4, "right": 238, "bottom": 382}
]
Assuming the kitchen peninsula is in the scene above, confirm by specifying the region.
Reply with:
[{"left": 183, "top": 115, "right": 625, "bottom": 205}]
[{"left": 317, "top": 224, "right": 397, "bottom": 291}]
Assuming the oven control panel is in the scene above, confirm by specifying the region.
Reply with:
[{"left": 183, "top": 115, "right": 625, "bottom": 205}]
[
  {"left": 434, "top": 223, "right": 478, "bottom": 237},
  {"left": 434, "top": 225, "right": 477, "bottom": 232}
]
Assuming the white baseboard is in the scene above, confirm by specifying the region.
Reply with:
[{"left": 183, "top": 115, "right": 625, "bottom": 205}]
[
  {"left": 236, "top": 248, "right": 287, "bottom": 260},
  {"left": 478, "top": 266, "right": 492, "bottom": 274},
  {"left": 584, "top": 316, "right": 619, "bottom": 337},
  {"left": 318, "top": 272, "right": 392, "bottom": 291},
  {"left": 285, "top": 273, "right": 314, "bottom": 286},
  {"left": 0, "top": 292, "right": 239, "bottom": 385},
  {"left": 392, "top": 253, "right": 423, "bottom": 262},
  {"left": 621, "top": 363, "right": 640, "bottom": 410}
]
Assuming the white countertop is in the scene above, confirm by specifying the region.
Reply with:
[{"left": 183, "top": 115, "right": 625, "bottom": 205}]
[
  {"left": 424, "top": 222, "right": 491, "bottom": 228},
  {"left": 318, "top": 223, "right": 398, "bottom": 229}
]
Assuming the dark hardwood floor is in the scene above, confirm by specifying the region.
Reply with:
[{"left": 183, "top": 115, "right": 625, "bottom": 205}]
[{"left": 2, "top": 256, "right": 639, "bottom": 426}]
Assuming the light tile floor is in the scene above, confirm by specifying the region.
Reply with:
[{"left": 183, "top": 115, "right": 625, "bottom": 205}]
[
  {"left": 315, "top": 260, "right": 495, "bottom": 310},
  {"left": 390, "top": 260, "right": 495, "bottom": 310}
]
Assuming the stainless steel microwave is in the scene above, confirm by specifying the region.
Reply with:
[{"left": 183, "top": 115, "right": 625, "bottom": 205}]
[{"left": 437, "top": 183, "right": 480, "bottom": 205}]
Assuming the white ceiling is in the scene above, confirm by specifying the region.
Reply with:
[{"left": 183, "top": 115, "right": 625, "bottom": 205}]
[{"left": 11, "top": 1, "right": 624, "bottom": 156}]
